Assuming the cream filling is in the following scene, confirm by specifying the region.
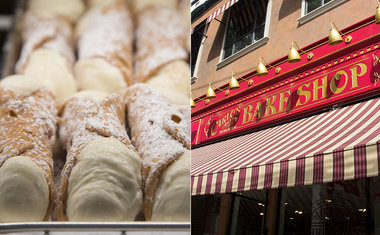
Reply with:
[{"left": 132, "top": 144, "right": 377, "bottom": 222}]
[
  {"left": 23, "top": 48, "right": 77, "bottom": 105},
  {"left": 28, "top": 0, "right": 85, "bottom": 23},
  {"left": 0, "top": 157, "right": 49, "bottom": 222},
  {"left": 151, "top": 150, "right": 190, "bottom": 222},
  {"left": 67, "top": 137, "right": 142, "bottom": 222},
  {"left": 146, "top": 61, "right": 190, "bottom": 106},
  {"left": 155, "top": 60, "right": 190, "bottom": 96},
  {"left": 74, "top": 5, "right": 98, "bottom": 39},
  {"left": 72, "top": 90, "right": 108, "bottom": 105},
  {"left": 133, "top": 0, "right": 177, "bottom": 13},
  {"left": 75, "top": 58, "right": 127, "bottom": 94},
  {"left": 0, "top": 74, "right": 42, "bottom": 96},
  {"left": 87, "top": 0, "right": 114, "bottom": 8},
  {"left": 146, "top": 85, "right": 189, "bottom": 106}
]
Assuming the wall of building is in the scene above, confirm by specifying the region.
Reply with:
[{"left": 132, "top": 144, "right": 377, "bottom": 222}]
[{"left": 191, "top": 0, "right": 375, "bottom": 98}]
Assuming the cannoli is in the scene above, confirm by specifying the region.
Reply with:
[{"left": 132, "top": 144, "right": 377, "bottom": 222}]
[
  {"left": 132, "top": 0, "right": 178, "bottom": 14},
  {"left": 125, "top": 84, "right": 190, "bottom": 221},
  {"left": 87, "top": 0, "right": 117, "bottom": 9},
  {"left": 145, "top": 60, "right": 190, "bottom": 106},
  {"left": 15, "top": 13, "right": 77, "bottom": 106},
  {"left": 134, "top": 4, "right": 187, "bottom": 83},
  {"left": 0, "top": 75, "right": 57, "bottom": 222},
  {"left": 57, "top": 91, "right": 142, "bottom": 221},
  {"left": 74, "top": 0, "right": 133, "bottom": 94},
  {"left": 163, "top": 105, "right": 191, "bottom": 150},
  {"left": 28, "top": 0, "right": 85, "bottom": 24}
]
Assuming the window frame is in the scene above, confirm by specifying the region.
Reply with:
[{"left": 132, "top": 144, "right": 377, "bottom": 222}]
[
  {"left": 191, "top": 21, "right": 208, "bottom": 80},
  {"left": 298, "top": 0, "right": 349, "bottom": 25},
  {"left": 216, "top": 0, "right": 272, "bottom": 69}
]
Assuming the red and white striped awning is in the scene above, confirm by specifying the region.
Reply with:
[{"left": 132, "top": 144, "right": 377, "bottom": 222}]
[
  {"left": 191, "top": 98, "right": 380, "bottom": 195},
  {"left": 206, "top": 0, "right": 239, "bottom": 23}
]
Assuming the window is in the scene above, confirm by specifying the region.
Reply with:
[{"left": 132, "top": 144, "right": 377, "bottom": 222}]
[
  {"left": 299, "top": 0, "right": 349, "bottom": 25},
  {"left": 191, "top": 23, "right": 206, "bottom": 77},
  {"left": 305, "top": 0, "right": 332, "bottom": 14},
  {"left": 222, "top": 0, "right": 269, "bottom": 60}
]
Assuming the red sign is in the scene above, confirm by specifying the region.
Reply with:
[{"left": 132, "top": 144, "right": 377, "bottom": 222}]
[
  {"left": 191, "top": 119, "right": 202, "bottom": 146},
  {"left": 192, "top": 44, "right": 380, "bottom": 146}
]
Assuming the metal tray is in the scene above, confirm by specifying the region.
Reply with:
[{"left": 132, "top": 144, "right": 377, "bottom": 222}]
[{"left": 0, "top": 222, "right": 190, "bottom": 234}]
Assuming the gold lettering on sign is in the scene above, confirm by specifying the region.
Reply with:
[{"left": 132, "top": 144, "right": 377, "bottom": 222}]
[
  {"left": 211, "top": 121, "right": 217, "bottom": 136},
  {"left": 211, "top": 60, "right": 371, "bottom": 136},
  {"left": 242, "top": 104, "right": 253, "bottom": 124},
  {"left": 313, "top": 76, "right": 327, "bottom": 101},
  {"left": 330, "top": 70, "right": 348, "bottom": 94},
  {"left": 254, "top": 101, "right": 263, "bottom": 120},
  {"left": 373, "top": 54, "right": 380, "bottom": 67},
  {"left": 242, "top": 101, "right": 262, "bottom": 124},
  {"left": 296, "top": 83, "right": 311, "bottom": 106},
  {"left": 279, "top": 90, "right": 291, "bottom": 112},
  {"left": 204, "top": 118, "right": 212, "bottom": 138},
  {"left": 374, "top": 72, "right": 380, "bottom": 79},
  {"left": 349, "top": 62, "right": 367, "bottom": 88},
  {"left": 220, "top": 108, "right": 240, "bottom": 128},
  {"left": 374, "top": 72, "right": 380, "bottom": 86},
  {"left": 265, "top": 96, "right": 277, "bottom": 116}
]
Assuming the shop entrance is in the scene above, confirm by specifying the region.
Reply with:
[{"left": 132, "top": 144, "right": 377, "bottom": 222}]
[
  {"left": 279, "top": 177, "right": 380, "bottom": 235},
  {"left": 192, "top": 176, "right": 380, "bottom": 235}
]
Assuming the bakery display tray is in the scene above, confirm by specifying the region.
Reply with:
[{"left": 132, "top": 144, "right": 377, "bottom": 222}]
[
  {"left": 0, "top": 2, "right": 191, "bottom": 233},
  {"left": 0, "top": 222, "right": 190, "bottom": 234}
]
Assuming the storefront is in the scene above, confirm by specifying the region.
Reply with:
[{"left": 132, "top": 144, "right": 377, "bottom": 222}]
[
  {"left": 192, "top": 178, "right": 380, "bottom": 234},
  {"left": 191, "top": 9, "right": 380, "bottom": 235}
]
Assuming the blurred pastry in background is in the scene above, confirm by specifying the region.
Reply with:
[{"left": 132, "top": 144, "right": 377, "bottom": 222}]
[
  {"left": 87, "top": 0, "right": 119, "bottom": 9},
  {"left": 145, "top": 60, "right": 190, "bottom": 106},
  {"left": 134, "top": 2, "right": 189, "bottom": 106},
  {"left": 134, "top": 3, "right": 187, "bottom": 83},
  {"left": 75, "top": 0, "right": 133, "bottom": 94},
  {"left": 28, "top": 0, "right": 85, "bottom": 23},
  {"left": 15, "top": 13, "right": 77, "bottom": 106},
  {"left": 132, "top": 0, "right": 178, "bottom": 14}
]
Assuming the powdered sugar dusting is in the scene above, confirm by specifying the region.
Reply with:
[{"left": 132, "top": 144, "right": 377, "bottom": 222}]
[
  {"left": 0, "top": 87, "right": 58, "bottom": 221},
  {"left": 59, "top": 94, "right": 133, "bottom": 154},
  {"left": 163, "top": 106, "right": 190, "bottom": 149},
  {"left": 125, "top": 84, "right": 187, "bottom": 219},
  {"left": 57, "top": 92, "right": 135, "bottom": 220},
  {"left": 15, "top": 12, "right": 74, "bottom": 74},
  {"left": 77, "top": 1, "right": 133, "bottom": 84},
  {"left": 126, "top": 84, "right": 186, "bottom": 171},
  {"left": 176, "top": 105, "right": 191, "bottom": 125},
  {"left": 135, "top": 6, "right": 187, "bottom": 82}
]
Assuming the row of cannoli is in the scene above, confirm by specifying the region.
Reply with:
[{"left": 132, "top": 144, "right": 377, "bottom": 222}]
[
  {"left": 0, "top": 0, "right": 190, "bottom": 223},
  {"left": 0, "top": 77, "right": 190, "bottom": 222},
  {"left": 14, "top": 0, "right": 190, "bottom": 106}
]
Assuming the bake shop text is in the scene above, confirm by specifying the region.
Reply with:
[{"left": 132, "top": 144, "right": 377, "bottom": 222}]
[{"left": 192, "top": 49, "right": 380, "bottom": 146}]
